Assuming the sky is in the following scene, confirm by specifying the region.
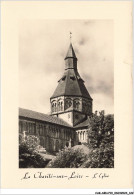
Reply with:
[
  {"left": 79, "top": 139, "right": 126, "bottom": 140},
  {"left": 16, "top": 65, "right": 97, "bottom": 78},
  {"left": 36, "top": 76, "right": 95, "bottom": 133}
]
[{"left": 19, "top": 20, "right": 114, "bottom": 114}]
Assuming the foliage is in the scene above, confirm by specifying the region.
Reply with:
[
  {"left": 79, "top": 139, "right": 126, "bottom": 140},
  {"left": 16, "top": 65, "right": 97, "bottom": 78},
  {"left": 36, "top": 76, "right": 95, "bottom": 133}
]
[
  {"left": 19, "top": 135, "right": 49, "bottom": 168},
  {"left": 47, "top": 147, "right": 88, "bottom": 168},
  {"left": 86, "top": 112, "right": 114, "bottom": 168}
]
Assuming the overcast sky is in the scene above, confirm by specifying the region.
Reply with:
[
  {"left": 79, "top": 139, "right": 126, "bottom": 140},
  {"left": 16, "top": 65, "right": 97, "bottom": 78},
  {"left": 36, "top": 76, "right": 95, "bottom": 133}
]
[{"left": 19, "top": 20, "right": 114, "bottom": 114}]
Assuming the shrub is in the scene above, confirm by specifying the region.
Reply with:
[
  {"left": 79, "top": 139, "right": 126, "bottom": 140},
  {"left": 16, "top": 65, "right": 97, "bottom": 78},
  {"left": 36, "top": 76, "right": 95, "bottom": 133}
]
[
  {"left": 19, "top": 135, "right": 49, "bottom": 168},
  {"left": 47, "top": 147, "right": 88, "bottom": 168},
  {"left": 81, "top": 143, "right": 114, "bottom": 168}
]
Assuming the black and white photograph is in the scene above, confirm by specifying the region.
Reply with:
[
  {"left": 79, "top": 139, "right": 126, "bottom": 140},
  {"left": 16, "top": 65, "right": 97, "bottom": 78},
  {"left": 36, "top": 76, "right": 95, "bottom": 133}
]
[
  {"left": 19, "top": 20, "right": 114, "bottom": 168},
  {"left": 1, "top": 1, "right": 133, "bottom": 192}
]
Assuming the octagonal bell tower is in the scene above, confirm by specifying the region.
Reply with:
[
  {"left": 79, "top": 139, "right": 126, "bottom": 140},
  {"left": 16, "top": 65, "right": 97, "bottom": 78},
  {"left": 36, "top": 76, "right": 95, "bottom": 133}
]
[{"left": 50, "top": 42, "right": 93, "bottom": 127}]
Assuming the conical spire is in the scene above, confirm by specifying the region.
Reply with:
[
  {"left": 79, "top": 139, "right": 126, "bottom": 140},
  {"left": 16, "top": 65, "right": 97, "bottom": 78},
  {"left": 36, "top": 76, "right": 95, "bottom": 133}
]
[
  {"left": 64, "top": 43, "right": 77, "bottom": 70},
  {"left": 65, "top": 43, "right": 77, "bottom": 60}
]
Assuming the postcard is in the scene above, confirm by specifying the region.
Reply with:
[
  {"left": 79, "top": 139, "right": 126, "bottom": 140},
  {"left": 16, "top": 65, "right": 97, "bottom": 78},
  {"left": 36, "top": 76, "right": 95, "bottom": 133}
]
[{"left": 1, "top": 1, "right": 133, "bottom": 189}]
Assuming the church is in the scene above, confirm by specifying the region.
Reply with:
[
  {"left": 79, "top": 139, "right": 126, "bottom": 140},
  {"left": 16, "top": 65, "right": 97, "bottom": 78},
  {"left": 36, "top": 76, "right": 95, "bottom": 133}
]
[{"left": 19, "top": 41, "right": 93, "bottom": 153}]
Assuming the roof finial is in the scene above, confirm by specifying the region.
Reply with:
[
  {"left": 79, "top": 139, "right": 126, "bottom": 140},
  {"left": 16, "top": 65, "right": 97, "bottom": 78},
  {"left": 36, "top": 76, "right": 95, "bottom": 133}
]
[{"left": 70, "top": 32, "right": 72, "bottom": 43}]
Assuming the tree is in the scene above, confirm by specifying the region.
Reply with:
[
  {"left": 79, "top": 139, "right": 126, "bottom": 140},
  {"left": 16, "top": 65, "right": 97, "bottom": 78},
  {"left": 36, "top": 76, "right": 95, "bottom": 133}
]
[{"left": 84, "top": 112, "right": 114, "bottom": 168}]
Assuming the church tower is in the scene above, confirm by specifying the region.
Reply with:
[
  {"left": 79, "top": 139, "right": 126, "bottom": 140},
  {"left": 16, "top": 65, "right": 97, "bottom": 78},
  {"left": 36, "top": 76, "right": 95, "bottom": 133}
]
[{"left": 50, "top": 42, "right": 93, "bottom": 127}]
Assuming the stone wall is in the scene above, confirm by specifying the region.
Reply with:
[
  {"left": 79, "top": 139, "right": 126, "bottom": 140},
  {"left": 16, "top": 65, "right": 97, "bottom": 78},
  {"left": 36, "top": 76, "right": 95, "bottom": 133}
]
[
  {"left": 19, "top": 117, "right": 77, "bottom": 153},
  {"left": 50, "top": 96, "right": 92, "bottom": 127}
]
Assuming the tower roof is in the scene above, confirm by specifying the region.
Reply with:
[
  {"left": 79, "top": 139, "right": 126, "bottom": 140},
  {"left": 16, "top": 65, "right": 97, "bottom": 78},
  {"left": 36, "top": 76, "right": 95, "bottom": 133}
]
[
  {"left": 51, "top": 43, "right": 92, "bottom": 100},
  {"left": 51, "top": 69, "right": 92, "bottom": 99},
  {"left": 65, "top": 43, "right": 77, "bottom": 60}
]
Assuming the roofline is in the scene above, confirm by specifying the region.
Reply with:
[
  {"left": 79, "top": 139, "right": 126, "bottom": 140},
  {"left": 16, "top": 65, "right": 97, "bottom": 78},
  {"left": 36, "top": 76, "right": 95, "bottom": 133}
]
[
  {"left": 19, "top": 115, "right": 73, "bottom": 129},
  {"left": 50, "top": 109, "right": 91, "bottom": 116},
  {"left": 19, "top": 107, "right": 72, "bottom": 128},
  {"left": 50, "top": 94, "right": 93, "bottom": 100},
  {"left": 73, "top": 125, "right": 89, "bottom": 129}
]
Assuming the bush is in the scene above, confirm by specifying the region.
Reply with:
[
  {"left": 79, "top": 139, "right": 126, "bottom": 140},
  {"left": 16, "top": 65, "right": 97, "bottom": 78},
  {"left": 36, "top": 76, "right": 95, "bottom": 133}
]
[
  {"left": 19, "top": 135, "right": 49, "bottom": 168},
  {"left": 47, "top": 147, "right": 88, "bottom": 168},
  {"left": 81, "top": 143, "right": 114, "bottom": 168}
]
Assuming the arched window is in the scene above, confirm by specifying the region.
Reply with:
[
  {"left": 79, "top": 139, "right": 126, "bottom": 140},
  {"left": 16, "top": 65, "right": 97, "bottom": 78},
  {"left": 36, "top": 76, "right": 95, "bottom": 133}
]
[
  {"left": 51, "top": 101, "right": 57, "bottom": 112},
  {"left": 54, "top": 129, "right": 56, "bottom": 138},
  {"left": 55, "top": 140, "right": 59, "bottom": 152},
  {"left": 82, "top": 100, "right": 87, "bottom": 112},
  {"left": 76, "top": 101, "right": 80, "bottom": 109},
  {"left": 83, "top": 132, "right": 85, "bottom": 140},
  {"left": 46, "top": 136, "right": 49, "bottom": 150},
  {"left": 66, "top": 131, "right": 68, "bottom": 140},
  {"left": 58, "top": 101, "right": 60, "bottom": 111},
  {"left": 52, "top": 103, "right": 54, "bottom": 112},
  {"left": 86, "top": 102, "right": 91, "bottom": 113},
  {"left": 54, "top": 103, "right": 57, "bottom": 112},
  {"left": 44, "top": 137, "right": 47, "bottom": 148},
  {"left": 61, "top": 102, "right": 63, "bottom": 111},
  {"left": 74, "top": 99, "right": 80, "bottom": 110},
  {"left": 56, "top": 129, "right": 58, "bottom": 138},
  {"left": 43, "top": 125, "right": 46, "bottom": 135},
  {"left": 82, "top": 101, "right": 91, "bottom": 113},
  {"left": 80, "top": 132, "right": 82, "bottom": 140},
  {"left": 49, "top": 139, "right": 54, "bottom": 152},
  {"left": 29, "top": 123, "right": 31, "bottom": 134},
  {"left": 54, "top": 103, "right": 55, "bottom": 112},
  {"left": 65, "top": 98, "right": 72, "bottom": 110},
  {"left": 58, "top": 100, "right": 63, "bottom": 111}
]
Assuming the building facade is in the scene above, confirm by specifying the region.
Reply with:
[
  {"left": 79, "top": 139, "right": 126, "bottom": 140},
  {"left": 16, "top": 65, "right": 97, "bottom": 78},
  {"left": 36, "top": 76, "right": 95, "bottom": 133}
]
[{"left": 19, "top": 42, "right": 93, "bottom": 152}]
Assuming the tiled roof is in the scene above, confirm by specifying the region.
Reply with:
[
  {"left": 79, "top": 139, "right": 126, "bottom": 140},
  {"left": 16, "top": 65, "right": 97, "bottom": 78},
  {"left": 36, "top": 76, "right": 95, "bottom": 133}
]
[
  {"left": 19, "top": 108, "right": 72, "bottom": 128},
  {"left": 51, "top": 69, "right": 92, "bottom": 99},
  {"left": 74, "top": 118, "right": 90, "bottom": 128}
]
